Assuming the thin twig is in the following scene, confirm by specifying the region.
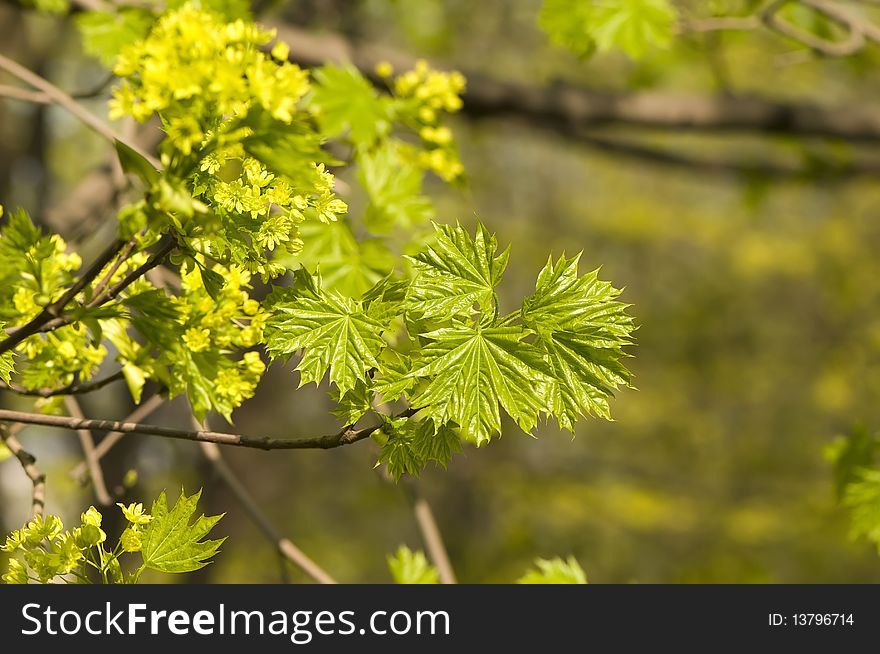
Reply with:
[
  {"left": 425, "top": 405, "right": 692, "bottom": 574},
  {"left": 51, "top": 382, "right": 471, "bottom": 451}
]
[
  {"left": 70, "top": 393, "right": 166, "bottom": 484},
  {"left": 0, "top": 53, "right": 160, "bottom": 167},
  {"left": 0, "top": 84, "right": 51, "bottom": 104},
  {"left": 403, "top": 481, "right": 457, "bottom": 584},
  {"left": 194, "top": 417, "right": 337, "bottom": 584},
  {"left": 87, "top": 237, "right": 176, "bottom": 309},
  {"left": 3, "top": 237, "right": 178, "bottom": 345},
  {"left": 1, "top": 423, "right": 47, "bottom": 517},
  {"left": 90, "top": 233, "right": 140, "bottom": 301},
  {"left": 64, "top": 397, "right": 113, "bottom": 506},
  {"left": 0, "top": 407, "right": 418, "bottom": 451},
  {"left": 0, "top": 370, "right": 125, "bottom": 398},
  {"left": 761, "top": 0, "right": 867, "bottom": 56}
]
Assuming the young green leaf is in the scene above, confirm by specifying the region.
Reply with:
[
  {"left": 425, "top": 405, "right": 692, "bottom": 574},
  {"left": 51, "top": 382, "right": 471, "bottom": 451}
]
[
  {"left": 0, "top": 342, "right": 14, "bottom": 385},
  {"left": 826, "top": 425, "right": 879, "bottom": 500},
  {"left": 358, "top": 142, "right": 433, "bottom": 233},
  {"left": 538, "top": 0, "right": 597, "bottom": 57},
  {"left": 282, "top": 220, "right": 396, "bottom": 297},
  {"left": 409, "top": 325, "right": 550, "bottom": 444},
  {"left": 377, "top": 418, "right": 461, "bottom": 480},
  {"left": 331, "top": 379, "right": 375, "bottom": 424},
  {"left": 115, "top": 139, "right": 159, "bottom": 186},
  {"left": 538, "top": 0, "right": 677, "bottom": 59},
  {"left": 387, "top": 545, "right": 439, "bottom": 584},
  {"left": 139, "top": 489, "right": 225, "bottom": 574},
  {"left": 406, "top": 222, "right": 509, "bottom": 321},
  {"left": 309, "top": 65, "right": 391, "bottom": 148},
  {"left": 265, "top": 270, "right": 389, "bottom": 393},
  {"left": 591, "top": 0, "right": 677, "bottom": 59},
  {"left": 517, "top": 556, "right": 587, "bottom": 584},
  {"left": 522, "top": 255, "right": 634, "bottom": 430},
  {"left": 76, "top": 8, "right": 155, "bottom": 67},
  {"left": 843, "top": 469, "right": 880, "bottom": 550}
]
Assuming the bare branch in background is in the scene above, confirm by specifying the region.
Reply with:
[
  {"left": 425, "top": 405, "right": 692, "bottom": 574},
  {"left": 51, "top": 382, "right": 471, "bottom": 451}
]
[
  {"left": 761, "top": 0, "right": 867, "bottom": 57},
  {"left": 194, "top": 417, "right": 337, "bottom": 584},
  {"left": 0, "top": 83, "right": 51, "bottom": 104},
  {"left": 70, "top": 393, "right": 166, "bottom": 484},
  {"left": 274, "top": 21, "right": 880, "bottom": 143},
  {"left": 403, "top": 480, "right": 457, "bottom": 584},
  {"left": 1, "top": 422, "right": 46, "bottom": 517},
  {"left": 0, "top": 52, "right": 160, "bottom": 167},
  {"left": 64, "top": 396, "right": 113, "bottom": 506},
  {"left": 577, "top": 133, "right": 880, "bottom": 179}
]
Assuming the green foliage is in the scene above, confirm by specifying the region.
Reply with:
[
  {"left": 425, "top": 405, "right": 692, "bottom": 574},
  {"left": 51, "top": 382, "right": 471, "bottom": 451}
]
[
  {"left": 538, "top": 0, "right": 597, "bottom": 57},
  {"left": 139, "top": 489, "right": 225, "bottom": 575},
  {"left": 1, "top": 491, "right": 222, "bottom": 584},
  {"left": 826, "top": 424, "right": 879, "bottom": 500},
  {"left": 387, "top": 545, "right": 439, "bottom": 584},
  {"left": 410, "top": 325, "right": 550, "bottom": 445},
  {"left": 2, "top": 0, "right": 634, "bottom": 516},
  {"left": 375, "top": 418, "right": 461, "bottom": 481},
  {"left": 406, "top": 222, "right": 508, "bottom": 322},
  {"left": 517, "top": 556, "right": 588, "bottom": 584},
  {"left": 269, "top": 221, "right": 633, "bottom": 474},
  {"left": 539, "top": 0, "right": 678, "bottom": 59},
  {"left": 828, "top": 426, "right": 880, "bottom": 553},
  {"left": 265, "top": 269, "right": 390, "bottom": 394},
  {"left": 76, "top": 8, "right": 155, "bottom": 66},
  {"left": 267, "top": 221, "right": 633, "bottom": 474},
  {"left": 843, "top": 470, "right": 880, "bottom": 551},
  {"left": 523, "top": 255, "right": 634, "bottom": 428},
  {"left": 0, "top": 341, "right": 13, "bottom": 384},
  {"left": 386, "top": 548, "right": 587, "bottom": 584},
  {"left": 358, "top": 142, "right": 434, "bottom": 233},
  {"left": 309, "top": 65, "right": 390, "bottom": 147}
]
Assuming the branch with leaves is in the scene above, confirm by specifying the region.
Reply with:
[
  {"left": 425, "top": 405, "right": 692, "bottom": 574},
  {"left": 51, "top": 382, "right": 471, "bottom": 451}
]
[{"left": 1, "top": 1, "right": 635, "bottom": 584}]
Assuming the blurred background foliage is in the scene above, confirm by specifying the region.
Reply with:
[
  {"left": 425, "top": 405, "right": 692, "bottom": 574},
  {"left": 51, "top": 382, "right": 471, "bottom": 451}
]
[{"left": 3, "top": 0, "right": 880, "bottom": 582}]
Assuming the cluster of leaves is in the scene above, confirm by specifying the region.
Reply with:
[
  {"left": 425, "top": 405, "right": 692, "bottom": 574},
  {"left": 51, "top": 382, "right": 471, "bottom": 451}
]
[
  {"left": 1, "top": 489, "right": 223, "bottom": 584},
  {"left": 826, "top": 425, "right": 880, "bottom": 551},
  {"left": 538, "top": 0, "right": 678, "bottom": 59},
  {"left": 265, "top": 221, "right": 634, "bottom": 479},
  {"left": 387, "top": 545, "right": 587, "bottom": 584}
]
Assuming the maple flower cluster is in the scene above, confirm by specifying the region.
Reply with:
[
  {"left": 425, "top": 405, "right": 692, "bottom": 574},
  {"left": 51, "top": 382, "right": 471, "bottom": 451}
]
[
  {"left": 389, "top": 60, "right": 466, "bottom": 181},
  {"left": 110, "top": 5, "right": 307, "bottom": 132}
]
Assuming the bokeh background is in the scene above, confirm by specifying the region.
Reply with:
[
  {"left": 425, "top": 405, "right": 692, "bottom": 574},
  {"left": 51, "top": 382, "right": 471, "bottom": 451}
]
[{"left": 2, "top": 0, "right": 880, "bottom": 582}]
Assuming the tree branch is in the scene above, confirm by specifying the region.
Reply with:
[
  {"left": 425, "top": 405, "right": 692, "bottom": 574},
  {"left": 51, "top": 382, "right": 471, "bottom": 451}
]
[
  {"left": 194, "top": 417, "right": 337, "bottom": 584},
  {"left": 90, "top": 233, "right": 140, "bottom": 302},
  {"left": 0, "top": 52, "right": 160, "bottom": 167},
  {"left": 87, "top": 237, "right": 176, "bottom": 308},
  {"left": 1, "top": 422, "right": 46, "bottom": 517},
  {"left": 761, "top": 0, "right": 867, "bottom": 57},
  {"left": 0, "top": 406, "right": 417, "bottom": 451},
  {"left": 0, "top": 370, "right": 125, "bottom": 398},
  {"left": 576, "top": 132, "right": 880, "bottom": 179}
]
